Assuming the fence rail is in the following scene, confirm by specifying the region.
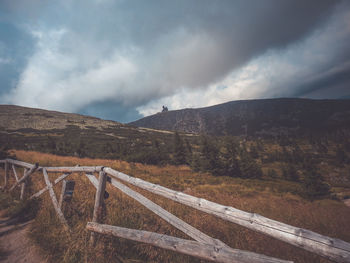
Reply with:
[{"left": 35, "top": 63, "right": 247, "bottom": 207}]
[{"left": 1, "top": 158, "right": 350, "bottom": 263}]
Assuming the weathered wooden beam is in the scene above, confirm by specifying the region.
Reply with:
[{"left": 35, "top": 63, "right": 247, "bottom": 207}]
[
  {"left": 44, "top": 166, "right": 103, "bottom": 173},
  {"left": 20, "top": 182, "right": 26, "bottom": 200},
  {"left": 9, "top": 163, "right": 38, "bottom": 192},
  {"left": 91, "top": 171, "right": 107, "bottom": 223},
  {"left": 85, "top": 173, "right": 99, "bottom": 188},
  {"left": 11, "top": 165, "right": 19, "bottom": 182},
  {"left": 109, "top": 177, "right": 227, "bottom": 247},
  {"left": 42, "top": 168, "right": 69, "bottom": 231},
  {"left": 4, "top": 161, "right": 9, "bottom": 188},
  {"left": 6, "top": 159, "right": 34, "bottom": 169},
  {"left": 30, "top": 173, "right": 71, "bottom": 199},
  {"left": 4, "top": 158, "right": 102, "bottom": 174},
  {"left": 104, "top": 167, "right": 350, "bottom": 263},
  {"left": 85, "top": 174, "right": 109, "bottom": 198},
  {"left": 90, "top": 170, "right": 107, "bottom": 245},
  {"left": 3, "top": 159, "right": 102, "bottom": 173},
  {"left": 86, "top": 222, "right": 292, "bottom": 263},
  {"left": 20, "top": 168, "right": 28, "bottom": 200}
]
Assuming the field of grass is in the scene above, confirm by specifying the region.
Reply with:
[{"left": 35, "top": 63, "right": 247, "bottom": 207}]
[{"left": 1, "top": 150, "right": 350, "bottom": 263}]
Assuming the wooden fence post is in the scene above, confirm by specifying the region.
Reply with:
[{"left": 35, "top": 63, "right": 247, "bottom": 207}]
[
  {"left": 20, "top": 168, "right": 28, "bottom": 200},
  {"left": 59, "top": 180, "right": 67, "bottom": 210},
  {"left": 12, "top": 165, "right": 19, "bottom": 182},
  {"left": 4, "top": 160, "right": 8, "bottom": 188},
  {"left": 90, "top": 169, "right": 107, "bottom": 245},
  {"left": 42, "top": 168, "right": 70, "bottom": 231}
]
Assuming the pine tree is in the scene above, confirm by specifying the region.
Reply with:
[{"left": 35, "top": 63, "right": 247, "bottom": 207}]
[
  {"left": 336, "top": 147, "right": 348, "bottom": 166},
  {"left": 250, "top": 145, "right": 259, "bottom": 159},
  {"left": 199, "top": 137, "right": 223, "bottom": 176},
  {"left": 303, "top": 162, "right": 330, "bottom": 200},
  {"left": 267, "top": 168, "right": 278, "bottom": 178},
  {"left": 173, "top": 132, "right": 186, "bottom": 165},
  {"left": 47, "top": 136, "right": 57, "bottom": 153},
  {"left": 153, "top": 139, "right": 170, "bottom": 165},
  {"left": 77, "top": 141, "right": 86, "bottom": 158},
  {"left": 191, "top": 153, "right": 201, "bottom": 172},
  {"left": 282, "top": 164, "right": 299, "bottom": 182},
  {"left": 222, "top": 137, "right": 241, "bottom": 177},
  {"left": 239, "top": 151, "right": 263, "bottom": 179},
  {"left": 292, "top": 144, "right": 304, "bottom": 164}
]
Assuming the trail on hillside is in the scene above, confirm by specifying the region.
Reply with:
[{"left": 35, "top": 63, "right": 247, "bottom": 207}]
[{"left": 0, "top": 211, "right": 47, "bottom": 263}]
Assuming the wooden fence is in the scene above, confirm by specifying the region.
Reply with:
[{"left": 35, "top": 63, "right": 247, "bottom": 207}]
[{"left": 1, "top": 158, "right": 350, "bottom": 263}]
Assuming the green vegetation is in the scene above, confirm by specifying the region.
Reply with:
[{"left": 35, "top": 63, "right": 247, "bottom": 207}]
[
  {"left": 2, "top": 124, "right": 350, "bottom": 200},
  {"left": 172, "top": 132, "right": 187, "bottom": 165}
]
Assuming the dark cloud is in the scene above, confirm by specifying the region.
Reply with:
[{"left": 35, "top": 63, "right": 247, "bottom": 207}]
[
  {"left": 0, "top": 21, "right": 35, "bottom": 95},
  {"left": 62, "top": 0, "right": 338, "bottom": 88},
  {"left": 292, "top": 61, "right": 350, "bottom": 99},
  {"left": 0, "top": 0, "right": 349, "bottom": 122}
]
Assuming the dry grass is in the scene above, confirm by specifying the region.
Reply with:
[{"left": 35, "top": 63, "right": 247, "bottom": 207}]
[{"left": 2, "top": 150, "right": 350, "bottom": 263}]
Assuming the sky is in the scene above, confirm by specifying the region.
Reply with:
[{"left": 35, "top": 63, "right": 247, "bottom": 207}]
[{"left": 0, "top": 0, "right": 350, "bottom": 123}]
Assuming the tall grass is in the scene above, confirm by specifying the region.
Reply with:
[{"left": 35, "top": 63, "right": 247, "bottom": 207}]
[{"left": 2, "top": 150, "right": 350, "bottom": 263}]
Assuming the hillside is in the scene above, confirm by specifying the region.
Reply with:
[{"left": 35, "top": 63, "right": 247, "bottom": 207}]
[
  {"left": 0, "top": 105, "right": 122, "bottom": 130},
  {"left": 129, "top": 98, "right": 350, "bottom": 137},
  {"left": 0, "top": 105, "right": 192, "bottom": 163},
  {"left": 1, "top": 104, "right": 350, "bottom": 190}
]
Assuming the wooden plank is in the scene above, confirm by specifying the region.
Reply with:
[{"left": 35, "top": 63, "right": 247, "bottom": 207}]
[
  {"left": 86, "top": 222, "right": 292, "bottom": 263},
  {"left": 30, "top": 173, "right": 71, "bottom": 199},
  {"left": 90, "top": 171, "right": 107, "bottom": 245},
  {"left": 11, "top": 165, "right": 19, "bottom": 182},
  {"left": 85, "top": 174, "right": 109, "bottom": 198},
  {"left": 4, "top": 161, "right": 8, "bottom": 188},
  {"left": 42, "top": 168, "right": 69, "bottom": 231},
  {"left": 85, "top": 173, "right": 99, "bottom": 188},
  {"left": 109, "top": 177, "right": 227, "bottom": 247},
  {"left": 91, "top": 171, "right": 107, "bottom": 223},
  {"left": 3, "top": 159, "right": 101, "bottom": 173},
  {"left": 104, "top": 167, "right": 350, "bottom": 263},
  {"left": 6, "top": 159, "right": 34, "bottom": 169},
  {"left": 20, "top": 181, "right": 26, "bottom": 200},
  {"left": 9, "top": 163, "right": 38, "bottom": 192},
  {"left": 20, "top": 168, "right": 28, "bottom": 200},
  {"left": 44, "top": 166, "right": 103, "bottom": 173}
]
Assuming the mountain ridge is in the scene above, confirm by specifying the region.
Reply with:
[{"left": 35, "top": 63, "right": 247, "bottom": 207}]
[
  {"left": 0, "top": 104, "right": 122, "bottom": 131},
  {"left": 129, "top": 98, "right": 350, "bottom": 136}
]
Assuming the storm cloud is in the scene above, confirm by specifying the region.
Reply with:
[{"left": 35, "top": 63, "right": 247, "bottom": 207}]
[{"left": 0, "top": 0, "right": 349, "bottom": 122}]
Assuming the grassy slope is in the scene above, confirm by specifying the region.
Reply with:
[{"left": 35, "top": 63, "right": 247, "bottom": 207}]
[{"left": 2, "top": 150, "right": 349, "bottom": 263}]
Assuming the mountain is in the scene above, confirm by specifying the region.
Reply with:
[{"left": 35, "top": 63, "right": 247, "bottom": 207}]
[{"left": 129, "top": 98, "right": 350, "bottom": 137}]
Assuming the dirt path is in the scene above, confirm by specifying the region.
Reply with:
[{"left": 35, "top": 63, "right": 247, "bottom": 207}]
[{"left": 0, "top": 212, "right": 47, "bottom": 263}]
